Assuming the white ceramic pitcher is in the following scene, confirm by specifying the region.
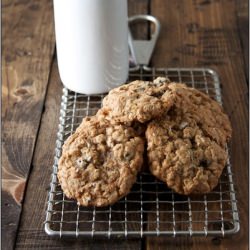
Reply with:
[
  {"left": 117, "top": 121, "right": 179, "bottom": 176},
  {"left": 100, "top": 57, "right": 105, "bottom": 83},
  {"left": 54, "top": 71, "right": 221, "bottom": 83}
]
[{"left": 53, "top": 0, "right": 129, "bottom": 94}]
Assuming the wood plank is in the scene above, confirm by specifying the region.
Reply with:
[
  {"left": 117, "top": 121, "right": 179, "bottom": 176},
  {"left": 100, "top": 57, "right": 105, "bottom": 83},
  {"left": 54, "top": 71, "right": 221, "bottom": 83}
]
[
  {"left": 15, "top": 1, "right": 149, "bottom": 249},
  {"left": 2, "top": 0, "right": 55, "bottom": 249},
  {"left": 147, "top": 0, "right": 248, "bottom": 249},
  {"left": 128, "top": 0, "right": 149, "bottom": 16},
  {"left": 236, "top": 0, "right": 249, "bottom": 81}
]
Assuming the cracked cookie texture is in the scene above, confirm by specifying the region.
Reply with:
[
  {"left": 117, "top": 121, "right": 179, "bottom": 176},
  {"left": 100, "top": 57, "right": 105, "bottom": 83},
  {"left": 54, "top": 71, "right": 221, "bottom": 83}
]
[
  {"left": 58, "top": 114, "right": 144, "bottom": 207},
  {"left": 102, "top": 77, "right": 173, "bottom": 123},
  {"left": 147, "top": 83, "right": 232, "bottom": 195},
  {"left": 161, "top": 83, "right": 232, "bottom": 147},
  {"left": 58, "top": 79, "right": 232, "bottom": 202}
]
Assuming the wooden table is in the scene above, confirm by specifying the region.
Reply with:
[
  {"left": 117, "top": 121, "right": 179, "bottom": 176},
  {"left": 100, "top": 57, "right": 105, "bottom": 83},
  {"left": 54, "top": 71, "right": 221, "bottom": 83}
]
[{"left": 2, "top": 0, "right": 248, "bottom": 249}]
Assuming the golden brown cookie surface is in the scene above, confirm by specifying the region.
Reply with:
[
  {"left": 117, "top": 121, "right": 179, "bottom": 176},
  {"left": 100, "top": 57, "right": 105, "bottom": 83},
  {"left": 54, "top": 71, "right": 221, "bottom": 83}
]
[
  {"left": 147, "top": 83, "right": 232, "bottom": 195},
  {"left": 102, "top": 77, "right": 173, "bottom": 123},
  {"left": 161, "top": 83, "right": 232, "bottom": 147},
  {"left": 146, "top": 107, "right": 228, "bottom": 195},
  {"left": 58, "top": 115, "right": 144, "bottom": 207}
]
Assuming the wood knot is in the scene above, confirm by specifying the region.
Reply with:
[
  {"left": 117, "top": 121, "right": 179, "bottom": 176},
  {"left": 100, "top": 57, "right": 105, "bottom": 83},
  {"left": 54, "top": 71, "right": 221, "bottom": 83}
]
[
  {"left": 14, "top": 88, "right": 29, "bottom": 96},
  {"left": 14, "top": 180, "right": 26, "bottom": 205},
  {"left": 14, "top": 79, "right": 33, "bottom": 98}
]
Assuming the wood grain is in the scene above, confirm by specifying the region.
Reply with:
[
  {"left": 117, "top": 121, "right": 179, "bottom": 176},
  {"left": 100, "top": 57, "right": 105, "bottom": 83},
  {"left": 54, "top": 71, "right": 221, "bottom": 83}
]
[
  {"left": 2, "top": 0, "right": 55, "bottom": 249},
  {"left": 148, "top": 0, "right": 248, "bottom": 249},
  {"left": 15, "top": 1, "right": 149, "bottom": 249},
  {"left": 236, "top": 0, "right": 249, "bottom": 81},
  {"left": 4, "top": 0, "right": 248, "bottom": 249}
]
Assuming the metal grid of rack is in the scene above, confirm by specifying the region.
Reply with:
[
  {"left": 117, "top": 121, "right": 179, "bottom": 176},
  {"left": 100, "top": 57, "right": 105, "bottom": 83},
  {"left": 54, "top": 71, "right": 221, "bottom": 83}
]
[{"left": 45, "top": 67, "right": 239, "bottom": 238}]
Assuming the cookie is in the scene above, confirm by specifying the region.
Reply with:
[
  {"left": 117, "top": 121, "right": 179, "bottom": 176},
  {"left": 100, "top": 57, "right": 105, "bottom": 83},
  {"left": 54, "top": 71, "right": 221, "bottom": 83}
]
[
  {"left": 96, "top": 107, "right": 147, "bottom": 136},
  {"left": 146, "top": 106, "right": 228, "bottom": 195},
  {"left": 161, "top": 83, "right": 232, "bottom": 147},
  {"left": 58, "top": 114, "right": 144, "bottom": 207},
  {"left": 102, "top": 77, "right": 173, "bottom": 123}
]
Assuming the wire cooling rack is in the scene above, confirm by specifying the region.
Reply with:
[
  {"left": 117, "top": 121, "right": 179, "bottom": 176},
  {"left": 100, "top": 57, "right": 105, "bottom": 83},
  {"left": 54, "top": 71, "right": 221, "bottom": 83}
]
[{"left": 45, "top": 67, "right": 240, "bottom": 238}]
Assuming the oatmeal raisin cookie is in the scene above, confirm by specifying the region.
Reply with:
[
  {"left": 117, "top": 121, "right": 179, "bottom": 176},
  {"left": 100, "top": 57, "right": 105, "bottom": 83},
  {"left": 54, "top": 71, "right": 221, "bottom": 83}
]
[{"left": 58, "top": 114, "right": 144, "bottom": 206}]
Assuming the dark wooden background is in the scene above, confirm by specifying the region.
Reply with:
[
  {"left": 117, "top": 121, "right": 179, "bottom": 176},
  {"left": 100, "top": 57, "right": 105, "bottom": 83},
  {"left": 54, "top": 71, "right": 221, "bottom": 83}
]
[{"left": 2, "top": 0, "right": 248, "bottom": 249}]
